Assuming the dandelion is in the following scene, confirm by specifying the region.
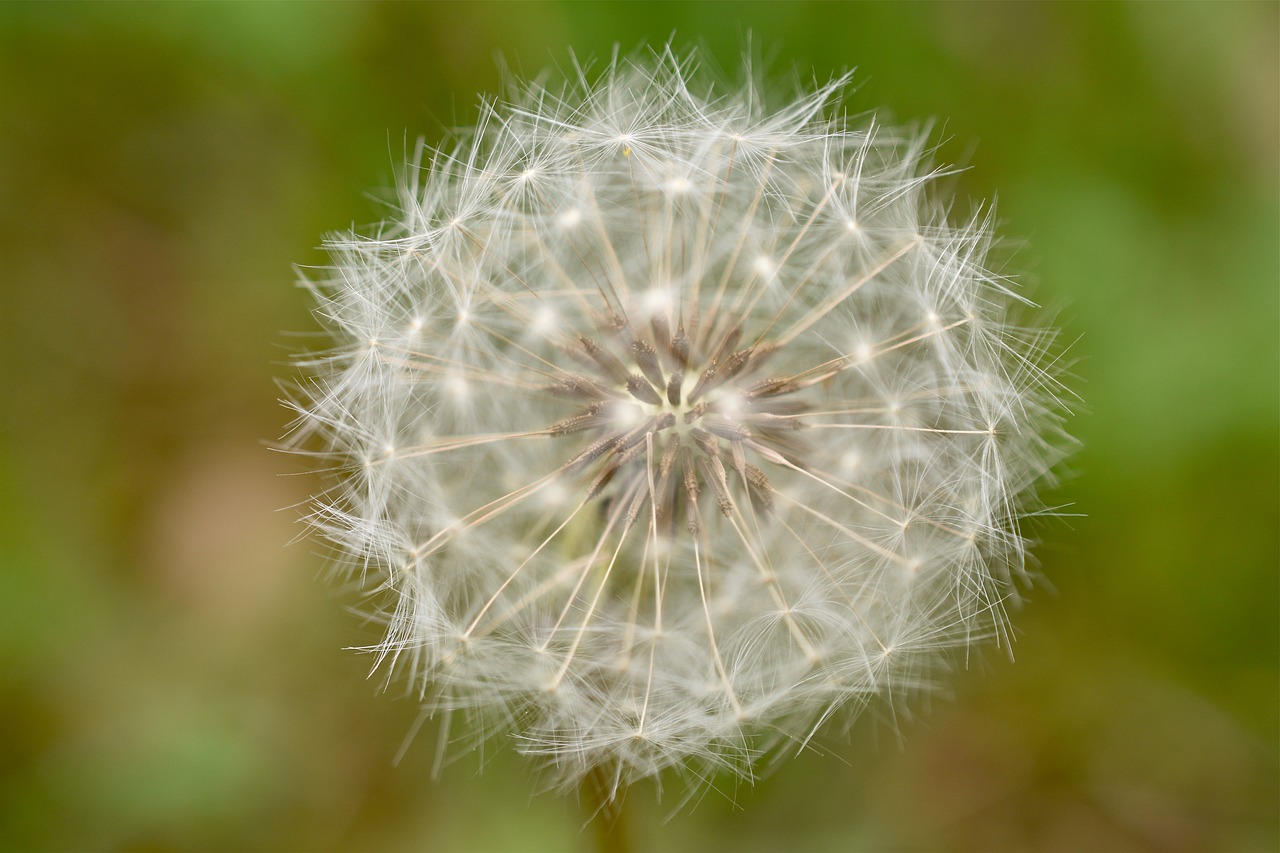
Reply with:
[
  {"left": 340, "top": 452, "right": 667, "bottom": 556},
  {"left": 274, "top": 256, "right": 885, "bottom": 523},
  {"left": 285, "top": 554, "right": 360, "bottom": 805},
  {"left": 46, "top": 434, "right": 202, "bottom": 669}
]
[{"left": 287, "top": 48, "right": 1070, "bottom": 805}]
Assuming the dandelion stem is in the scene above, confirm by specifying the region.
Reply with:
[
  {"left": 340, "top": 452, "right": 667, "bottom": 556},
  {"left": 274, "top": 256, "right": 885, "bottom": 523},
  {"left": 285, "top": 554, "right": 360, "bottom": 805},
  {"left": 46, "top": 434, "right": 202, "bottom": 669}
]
[{"left": 581, "top": 765, "right": 630, "bottom": 853}]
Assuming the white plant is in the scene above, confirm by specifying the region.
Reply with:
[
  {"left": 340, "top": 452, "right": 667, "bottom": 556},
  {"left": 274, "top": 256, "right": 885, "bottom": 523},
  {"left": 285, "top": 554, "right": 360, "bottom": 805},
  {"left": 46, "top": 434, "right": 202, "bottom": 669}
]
[{"left": 288, "top": 48, "right": 1070, "bottom": 798}]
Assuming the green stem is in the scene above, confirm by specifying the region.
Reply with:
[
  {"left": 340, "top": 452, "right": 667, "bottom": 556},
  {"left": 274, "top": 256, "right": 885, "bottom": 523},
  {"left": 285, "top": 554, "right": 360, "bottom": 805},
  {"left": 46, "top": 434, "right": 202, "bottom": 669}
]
[{"left": 581, "top": 765, "right": 630, "bottom": 853}]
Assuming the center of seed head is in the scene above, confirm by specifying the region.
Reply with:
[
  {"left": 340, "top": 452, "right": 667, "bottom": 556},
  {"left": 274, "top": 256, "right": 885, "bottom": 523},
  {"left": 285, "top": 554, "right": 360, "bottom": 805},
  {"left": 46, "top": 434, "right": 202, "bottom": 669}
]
[{"left": 543, "top": 306, "right": 807, "bottom": 533}]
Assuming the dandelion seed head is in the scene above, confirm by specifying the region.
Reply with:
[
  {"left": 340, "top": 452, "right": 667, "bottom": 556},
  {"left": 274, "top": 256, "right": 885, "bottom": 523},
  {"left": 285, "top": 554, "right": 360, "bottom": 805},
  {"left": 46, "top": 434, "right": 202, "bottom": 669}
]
[{"left": 287, "top": 47, "right": 1072, "bottom": 794}]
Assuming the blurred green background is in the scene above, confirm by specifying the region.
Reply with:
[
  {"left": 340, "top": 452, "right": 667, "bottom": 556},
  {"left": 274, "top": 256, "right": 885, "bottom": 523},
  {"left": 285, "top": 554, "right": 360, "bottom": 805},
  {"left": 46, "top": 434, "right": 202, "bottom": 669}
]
[{"left": 1, "top": 2, "right": 1275, "bottom": 851}]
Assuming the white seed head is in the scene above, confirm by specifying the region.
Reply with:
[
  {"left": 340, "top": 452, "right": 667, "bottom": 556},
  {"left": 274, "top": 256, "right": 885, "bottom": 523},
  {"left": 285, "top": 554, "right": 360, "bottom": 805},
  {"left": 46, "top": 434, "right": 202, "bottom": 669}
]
[{"left": 287, "top": 48, "right": 1071, "bottom": 794}]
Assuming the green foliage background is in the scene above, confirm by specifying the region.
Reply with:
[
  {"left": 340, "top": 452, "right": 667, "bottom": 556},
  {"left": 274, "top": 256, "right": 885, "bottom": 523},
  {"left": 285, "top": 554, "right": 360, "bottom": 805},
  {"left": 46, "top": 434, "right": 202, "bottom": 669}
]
[{"left": 1, "top": 2, "right": 1275, "bottom": 851}]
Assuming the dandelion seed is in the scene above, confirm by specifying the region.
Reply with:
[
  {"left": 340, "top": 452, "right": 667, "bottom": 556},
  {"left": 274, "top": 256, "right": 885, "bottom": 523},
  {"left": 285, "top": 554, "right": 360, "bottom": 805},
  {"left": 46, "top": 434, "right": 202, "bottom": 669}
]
[{"left": 286, "top": 47, "right": 1071, "bottom": 798}]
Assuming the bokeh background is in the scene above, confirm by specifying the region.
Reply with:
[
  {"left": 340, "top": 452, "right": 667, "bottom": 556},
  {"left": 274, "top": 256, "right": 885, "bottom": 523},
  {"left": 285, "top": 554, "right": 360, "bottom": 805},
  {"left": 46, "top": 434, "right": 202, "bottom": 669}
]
[{"left": 1, "top": 2, "right": 1276, "bottom": 851}]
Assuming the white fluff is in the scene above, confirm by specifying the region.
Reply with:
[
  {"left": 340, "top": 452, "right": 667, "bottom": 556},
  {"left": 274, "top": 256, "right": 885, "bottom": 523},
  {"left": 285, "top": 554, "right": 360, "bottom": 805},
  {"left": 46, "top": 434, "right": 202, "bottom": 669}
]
[{"left": 287, "top": 47, "right": 1071, "bottom": 795}]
